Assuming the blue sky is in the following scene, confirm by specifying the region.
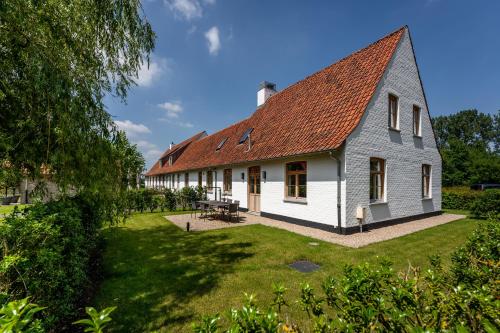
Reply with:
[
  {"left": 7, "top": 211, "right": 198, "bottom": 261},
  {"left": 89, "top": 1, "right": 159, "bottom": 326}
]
[{"left": 107, "top": 0, "right": 500, "bottom": 168}]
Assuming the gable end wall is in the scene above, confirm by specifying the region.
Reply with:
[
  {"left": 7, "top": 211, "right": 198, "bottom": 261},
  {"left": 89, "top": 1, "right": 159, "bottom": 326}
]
[{"left": 344, "top": 29, "right": 442, "bottom": 228}]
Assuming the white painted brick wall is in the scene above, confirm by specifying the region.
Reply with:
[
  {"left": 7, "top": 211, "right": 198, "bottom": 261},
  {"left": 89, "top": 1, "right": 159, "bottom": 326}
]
[{"left": 344, "top": 30, "right": 442, "bottom": 228}]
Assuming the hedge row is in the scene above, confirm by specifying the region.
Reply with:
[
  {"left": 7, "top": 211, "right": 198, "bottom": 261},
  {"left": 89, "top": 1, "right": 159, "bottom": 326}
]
[{"left": 443, "top": 187, "right": 500, "bottom": 218}]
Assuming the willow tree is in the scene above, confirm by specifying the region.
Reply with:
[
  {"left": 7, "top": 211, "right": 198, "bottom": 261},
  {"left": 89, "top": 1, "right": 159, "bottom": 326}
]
[{"left": 0, "top": 0, "right": 153, "bottom": 198}]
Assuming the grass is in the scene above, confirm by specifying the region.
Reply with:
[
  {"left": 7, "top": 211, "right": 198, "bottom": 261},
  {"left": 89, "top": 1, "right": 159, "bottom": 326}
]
[
  {"left": 93, "top": 210, "right": 480, "bottom": 332},
  {"left": 0, "top": 204, "right": 28, "bottom": 216}
]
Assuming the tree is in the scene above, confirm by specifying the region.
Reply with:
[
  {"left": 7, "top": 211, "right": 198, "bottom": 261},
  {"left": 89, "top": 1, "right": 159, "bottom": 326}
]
[
  {"left": 432, "top": 110, "right": 500, "bottom": 186},
  {"left": 0, "top": 0, "right": 154, "bottom": 200}
]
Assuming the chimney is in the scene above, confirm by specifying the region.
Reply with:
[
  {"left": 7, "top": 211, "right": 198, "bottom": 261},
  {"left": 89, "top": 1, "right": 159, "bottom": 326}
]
[
  {"left": 257, "top": 81, "right": 277, "bottom": 107},
  {"left": 169, "top": 142, "right": 174, "bottom": 150}
]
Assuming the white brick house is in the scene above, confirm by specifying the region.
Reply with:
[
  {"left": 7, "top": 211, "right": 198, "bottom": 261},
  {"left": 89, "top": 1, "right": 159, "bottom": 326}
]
[{"left": 145, "top": 26, "right": 441, "bottom": 234}]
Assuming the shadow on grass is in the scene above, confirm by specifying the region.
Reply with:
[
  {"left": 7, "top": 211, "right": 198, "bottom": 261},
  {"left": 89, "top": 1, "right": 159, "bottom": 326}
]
[{"left": 97, "top": 222, "right": 253, "bottom": 332}]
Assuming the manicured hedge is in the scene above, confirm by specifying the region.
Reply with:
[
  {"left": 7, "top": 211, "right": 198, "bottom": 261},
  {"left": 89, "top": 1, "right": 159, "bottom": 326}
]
[
  {"left": 442, "top": 186, "right": 482, "bottom": 210},
  {"left": 470, "top": 189, "right": 500, "bottom": 219}
]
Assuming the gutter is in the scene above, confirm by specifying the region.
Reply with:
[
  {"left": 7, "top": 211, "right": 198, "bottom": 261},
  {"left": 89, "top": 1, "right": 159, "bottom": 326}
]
[{"left": 329, "top": 150, "right": 342, "bottom": 232}]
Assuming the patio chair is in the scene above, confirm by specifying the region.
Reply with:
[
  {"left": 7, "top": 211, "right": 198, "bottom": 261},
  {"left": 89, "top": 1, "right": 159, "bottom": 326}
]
[
  {"left": 227, "top": 203, "right": 239, "bottom": 222},
  {"left": 234, "top": 200, "right": 240, "bottom": 205},
  {"left": 227, "top": 199, "right": 233, "bottom": 203}
]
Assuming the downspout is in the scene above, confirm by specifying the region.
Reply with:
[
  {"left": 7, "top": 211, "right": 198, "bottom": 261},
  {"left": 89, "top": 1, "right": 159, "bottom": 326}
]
[{"left": 329, "top": 150, "right": 342, "bottom": 233}]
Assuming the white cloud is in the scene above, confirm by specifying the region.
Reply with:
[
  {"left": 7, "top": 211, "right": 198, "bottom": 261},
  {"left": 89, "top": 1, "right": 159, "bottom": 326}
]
[
  {"left": 136, "top": 57, "right": 168, "bottom": 87},
  {"left": 158, "top": 101, "right": 183, "bottom": 119},
  {"left": 166, "top": 0, "right": 202, "bottom": 20},
  {"left": 204, "top": 26, "right": 221, "bottom": 55},
  {"left": 144, "top": 148, "right": 163, "bottom": 160},
  {"left": 115, "top": 120, "right": 151, "bottom": 137},
  {"left": 178, "top": 121, "right": 194, "bottom": 128}
]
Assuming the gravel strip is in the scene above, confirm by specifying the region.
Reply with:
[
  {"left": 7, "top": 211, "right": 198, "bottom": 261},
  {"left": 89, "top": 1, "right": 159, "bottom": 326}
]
[{"left": 166, "top": 212, "right": 466, "bottom": 248}]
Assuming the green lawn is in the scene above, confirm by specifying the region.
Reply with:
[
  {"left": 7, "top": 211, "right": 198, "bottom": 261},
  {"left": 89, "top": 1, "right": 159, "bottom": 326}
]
[
  {"left": 93, "top": 211, "right": 479, "bottom": 332},
  {"left": 0, "top": 204, "right": 28, "bottom": 216}
]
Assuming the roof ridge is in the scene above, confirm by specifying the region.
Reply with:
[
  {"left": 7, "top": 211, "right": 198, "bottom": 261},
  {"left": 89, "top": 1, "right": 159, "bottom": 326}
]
[{"left": 263, "top": 25, "right": 407, "bottom": 104}]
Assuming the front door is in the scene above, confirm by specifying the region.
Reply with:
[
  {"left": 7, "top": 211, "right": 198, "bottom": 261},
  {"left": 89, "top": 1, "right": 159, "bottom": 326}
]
[{"left": 248, "top": 166, "right": 261, "bottom": 212}]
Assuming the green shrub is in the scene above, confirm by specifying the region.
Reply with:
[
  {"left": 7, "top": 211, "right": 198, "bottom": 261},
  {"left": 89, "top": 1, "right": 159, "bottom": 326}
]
[
  {"left": 0, "top": 197, "right": 102, "bottom": 329},
  {"left": 0, "top": 297, "right": 45, "bottom": 332},
  {"left": 193, "top": 221, "right": 500, "bottom": 332},
  {"left": 163, "top": 188, "right": 177, "bottom": 211},
  {"left": 442, "top": 186, "right": 482, "bottom": 210},
  {"left": 470, "top": 189, "right": 500, "bottom": 219}
]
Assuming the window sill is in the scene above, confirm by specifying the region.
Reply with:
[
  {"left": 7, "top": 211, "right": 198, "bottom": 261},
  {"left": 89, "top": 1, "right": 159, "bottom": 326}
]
[
  {"left": 369, "top": 200, "right": 387, "bottom": 206},
  {"left": 283, "top": 198, "right": 307, "bottom": 205},
  {"left": 388, "top": 127, "right": 401, "bottom": 133},
  {"left": 422, "top": 197, "right": 432, "bottom": 200},
  {"left": 413, "top": 134, "right": 422, "bottom": 139},
  {"left": 224, "top": 192, "right": 232, "bottom": 197}
]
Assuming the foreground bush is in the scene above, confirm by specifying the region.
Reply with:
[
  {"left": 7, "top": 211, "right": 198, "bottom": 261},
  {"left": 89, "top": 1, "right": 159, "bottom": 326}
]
[
  {"left": 0, "top": 197, "right": 104, "bottom": 330},
  {"left": 194, "top": 220, "right": 500, "bottom": 332}
]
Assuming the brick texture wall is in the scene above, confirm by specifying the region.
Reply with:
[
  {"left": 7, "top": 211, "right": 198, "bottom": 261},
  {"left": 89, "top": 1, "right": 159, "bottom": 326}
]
[{"left": 344, "top": 30, "right": 442, "bottom": 228}]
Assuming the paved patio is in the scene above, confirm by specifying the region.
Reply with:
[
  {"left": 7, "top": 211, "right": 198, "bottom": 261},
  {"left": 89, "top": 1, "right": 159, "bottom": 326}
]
[{"left": 166, "top": 212, "right": 466, "bottom": 248}]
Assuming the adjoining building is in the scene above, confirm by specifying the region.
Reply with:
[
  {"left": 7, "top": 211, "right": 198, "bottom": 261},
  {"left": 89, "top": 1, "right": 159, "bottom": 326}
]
[{"left": 145, "top": 26, "right": 442, "bottom": 234}]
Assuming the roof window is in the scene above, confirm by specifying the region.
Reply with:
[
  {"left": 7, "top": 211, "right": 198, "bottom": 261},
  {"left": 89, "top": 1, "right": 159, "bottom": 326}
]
[
  {"left": 239, "top": 128, "right": 253, "bottom": 144},
  {"left": 216, "top": 137, "right": 228, "bottom": 151}
]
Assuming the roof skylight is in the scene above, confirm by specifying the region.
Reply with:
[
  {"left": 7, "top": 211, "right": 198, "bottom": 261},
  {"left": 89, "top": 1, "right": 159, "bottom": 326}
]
[
  {"left": 238, "top": 128, "right": 253, "bottom": 144},
  {"left": 216, "top": 137, "right": 228, "bottom": 151}
]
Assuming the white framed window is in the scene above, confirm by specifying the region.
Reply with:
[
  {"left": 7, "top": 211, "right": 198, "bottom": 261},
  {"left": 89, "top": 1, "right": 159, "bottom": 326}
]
[
  {"left": 285, "top": 161, "right": 307, "bottom": 199},
  {"left": 422, "top": 164, "right": 431, "bottom": 198},
  {"left": 370, "top": 158, "right": 386, "bottom": 202},
  {"left": 413, "top": 105, "right": 422, "bottom": 136},
  {"left": 388, "top": 94, "right": 399, "bottom": 130},
  {"left": 223, "top": 169, "right": 232, "bottom": 195}
]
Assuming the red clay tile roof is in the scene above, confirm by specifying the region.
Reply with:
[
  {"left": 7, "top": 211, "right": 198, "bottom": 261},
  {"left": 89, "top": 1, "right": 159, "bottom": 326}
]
[{"left": 146, "top": 26, "right": 406, "bottom": 176}]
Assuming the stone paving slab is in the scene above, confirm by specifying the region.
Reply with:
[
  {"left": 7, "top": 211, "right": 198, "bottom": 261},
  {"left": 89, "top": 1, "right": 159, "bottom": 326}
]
[{"left": 166, "top": 212, "right": 466, "bottom": 248}]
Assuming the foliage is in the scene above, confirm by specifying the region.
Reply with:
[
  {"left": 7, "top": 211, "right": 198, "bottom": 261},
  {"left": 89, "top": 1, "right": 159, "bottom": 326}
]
[
  {"left": 432, "top": 110, "right": 500, "bottom": 186},
  {"left": 163, "top": 188, "right": 177, "bottom": 211},
  {"left": 195, "top": 185, "right": 207, "bottom": 201},
  {"left": 0, "top": 297, "right": 44, "bottom": 333},
  {"left": 442, "top": 186, "right": 482, "bottom": 210},
  {"left": 443, "top": 187, "right": 500, "bottom": 219},
  {"left": 470, "top": 189, "right": 500, "bottom": 219},
  {"left": 179, "top": 187, "right": 198, "bottom": 210},
  {"left": 0, "top": 0, "right": 153, "bottom": 193},
  {"left": 73, "top": 306, "right": 116, "bottom": 333},
  {"left": 0, "top": 198, "right": 103, "bottom": 329},
  {"left": 193, "top": 221, "right": 500, "bottom": 332}
]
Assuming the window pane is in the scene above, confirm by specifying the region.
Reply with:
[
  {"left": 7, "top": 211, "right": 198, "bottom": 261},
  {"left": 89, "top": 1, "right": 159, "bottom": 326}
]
[
  {"left": 256, "top": 181, "right": 260, "bottom": 194},
  {"left": 287, "top": 162, "right": 306, "bottom": 171},
  {"left": 298, "top": 174, "right": 307, "bottom": 186},
  {"left": 287, "top": 185, "right": 295, "bottom": 197},
  {"left": 249, "top": 175, "right": 255, "bottom": 194},
  {"left": 288, "top": 174, "right": 296, "bottom": 186},
  {"left": 298, "top": 185, "right": 307, "bottom": 198}
]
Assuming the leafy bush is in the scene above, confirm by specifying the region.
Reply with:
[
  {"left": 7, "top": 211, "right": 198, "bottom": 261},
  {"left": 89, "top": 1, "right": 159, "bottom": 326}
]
[
  {"left": 73, "top": 306, "right": 116, "bottom": 333},
  {"left": 0, "top": 197, "right": 103, "bottom": 329},
  {"left": 0, "top": 297, "right": 44, "bottom": 332},
  {"left": 193, "top": 221, "right": 500, "bottom": 332},
  {"left": 470, "top": 189, "right": 500, "bottom": 219},
  {"left": 163, "top": 188, "right": 177, "bottom": 211},
  {"left": 442, "top": 186, "right": 482, "bottom": 210}
]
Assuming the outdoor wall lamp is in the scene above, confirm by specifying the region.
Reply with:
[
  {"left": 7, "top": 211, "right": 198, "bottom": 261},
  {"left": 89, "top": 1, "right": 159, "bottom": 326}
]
[
  {"left": 262, "top": 171, "right": 267, "bottom": 182},
  {"left": 241, "top": 172, "right": 245, "bottom": 181}
]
